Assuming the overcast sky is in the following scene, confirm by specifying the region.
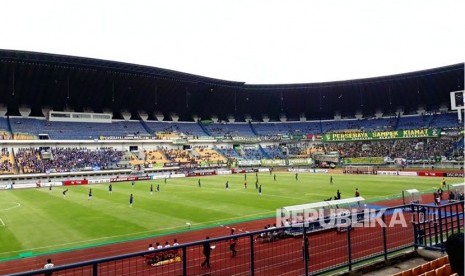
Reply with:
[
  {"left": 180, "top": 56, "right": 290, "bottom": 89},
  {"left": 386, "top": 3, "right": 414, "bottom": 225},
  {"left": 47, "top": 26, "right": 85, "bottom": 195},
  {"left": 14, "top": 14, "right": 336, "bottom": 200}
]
[{"left": 1, "top": 0, "right": 464, "bottom": 84}]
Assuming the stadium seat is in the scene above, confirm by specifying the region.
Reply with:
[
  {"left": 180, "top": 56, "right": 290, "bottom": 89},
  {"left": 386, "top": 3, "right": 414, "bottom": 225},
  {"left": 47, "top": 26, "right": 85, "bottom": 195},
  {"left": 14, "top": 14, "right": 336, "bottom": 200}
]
[
  {"left": 421, "top": 263, "right": 432, "bottom": 273},
  {"left": 402, "top": 269, "right": 413, "bottom": 276},
  {"left": 437, "top": 255, "right": 448, "bottom": 267},
  {"left": 424, "top": 271, "right": 436, "bottom": 276},
  {"left": 412, "top": 265, "right": 423, "bottom": 275}
]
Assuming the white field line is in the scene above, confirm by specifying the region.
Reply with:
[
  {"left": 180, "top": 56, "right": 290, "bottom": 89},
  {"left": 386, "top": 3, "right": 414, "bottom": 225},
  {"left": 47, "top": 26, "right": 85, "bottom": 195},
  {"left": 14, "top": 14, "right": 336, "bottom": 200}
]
[
  {"left": 0, "top": 202, "right": 21, "bottom": 212},
  {"left": 0, "top": 210, "right": 274, "bottom": 256},
  {"left": 0, "top": 217, "right": 5, "bottom": 226}
]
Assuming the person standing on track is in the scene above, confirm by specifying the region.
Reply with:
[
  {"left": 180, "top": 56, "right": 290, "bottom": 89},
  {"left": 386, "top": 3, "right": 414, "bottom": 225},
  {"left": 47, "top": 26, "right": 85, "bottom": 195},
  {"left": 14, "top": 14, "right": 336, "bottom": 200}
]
[
  {"left": 229, "top": 237, "right": 237, "bottom": 257},
  {"left": 44, "top": 258, "right": 54, "bottom": 269},
  {"left": 201, "top": 236, "right": 212, "bottom": 268}
]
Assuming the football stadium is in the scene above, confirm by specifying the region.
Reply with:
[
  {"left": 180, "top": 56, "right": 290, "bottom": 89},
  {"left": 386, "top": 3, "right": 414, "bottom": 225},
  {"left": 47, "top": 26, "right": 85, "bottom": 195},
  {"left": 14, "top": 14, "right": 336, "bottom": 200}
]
[
  {"left": 1, "top": 2, "right": 465, "bottom": 275},
  {"left": 0, "top": 50, "right": 463, "bottom": 275}
]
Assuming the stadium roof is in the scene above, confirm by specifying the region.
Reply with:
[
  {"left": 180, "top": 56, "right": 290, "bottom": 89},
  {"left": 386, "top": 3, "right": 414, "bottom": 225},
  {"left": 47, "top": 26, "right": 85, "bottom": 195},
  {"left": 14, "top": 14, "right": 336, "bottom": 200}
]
[{"left": 0, "top": 49, "right": 463, "bottom": 121}]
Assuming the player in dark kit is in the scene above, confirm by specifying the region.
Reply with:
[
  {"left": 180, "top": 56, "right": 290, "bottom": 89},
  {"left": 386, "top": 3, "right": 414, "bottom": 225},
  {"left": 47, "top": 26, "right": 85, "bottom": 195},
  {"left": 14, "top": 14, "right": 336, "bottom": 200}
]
[
  {"left": 198, "top": 179, "right": 201, "bottom": 188},
  {"left": 336, "top": 189, "right": 341, "bottom": 200},
  {"left": 62, "top": 189, "right": 68, "bottom": 197},
  {"left": 295, "top": 173, "right": 298, "bottom": 181},
  {"left": 109, "top": 184, "right": 112, "bottom": 194},
  {"left": 131, "top": 180, "right": 135, "bottom": 188},
  {"left": 150, "top": 184, "right": 153, "bottom": 195},
  {"left": 255, "top": 179, "right": 259, "bottom": 189},
  {"left": 244, "top": 181, "right": 247, "bottom": 189},
  {"left": 258, "top": 185, "right": 262, "bottom": 195},
  {"left": 129, "top": 194, "right": 134, "bottom": 207},
  {"left": 274, "top": 174, "right": 276, "bottom": 181},
  {"left": 225, "top": 181, "right": 229, "bottom": 190},
  {"left": 88, "top": 188, "right": 92, "bottom": 200},
  {"left": 156, "top": 184, "right": 160, "bottom": 192},
  {"left": 330, "top": 176, "right": 333, "bottom": 184}
]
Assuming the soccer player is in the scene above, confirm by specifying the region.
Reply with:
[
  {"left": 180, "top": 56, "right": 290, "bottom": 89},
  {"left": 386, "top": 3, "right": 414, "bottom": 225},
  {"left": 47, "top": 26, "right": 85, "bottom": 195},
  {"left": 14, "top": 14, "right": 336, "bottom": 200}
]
[
  {"left": 295, "top": 173, "right": 298, "bottom": 181},
  {"left": 108, "top": 184, "right": 112, "bottom": 194},
  {"left": 88, "top": 188, "right": 92, "bottom": 200},
  {"left": 258, "top": 185, "right": 262, "bottom": 195},
  {"left": 441, "top": 178, "right": 446, "bottom": 188},
  {"left": 198, "top": 179, "right": 201, "bottom": 188},
  {"left": 225, "top": 181, "right": 229, "bottom": 190},
  {"left": 274, "top": 174, "right": 276, "bottom": 181},
  {"left": 150, "top": 184, "right": 153, "bottom": 195},
  {"left": 62, "top": 189, "right": 68, "bottom": 197},
  {"left": 48, "top": 185, "right": 52, "bottom": 192},
  {"left": 129, "top": 194, "right": 134, "bottom": 207},
  {"left": 336, "top": 189, "right": 341, "bottom": 200},
  {"left": 244, "top": 181, "right": 247, "bottom": 189},
  {"left": 255, "top": 179, "right": 259, "bottom": 189},
  {"left": 330, "top": 176, "right": 333, "bottom": 184},
  {"left": 131, "top": 180, "right": 135, "bottom": 188},
  {"left": 156, "top": 184, "right": 160, "bottom": 192},
  {"left": 164, "top": 177, "right": 167, "bottom": 184}
]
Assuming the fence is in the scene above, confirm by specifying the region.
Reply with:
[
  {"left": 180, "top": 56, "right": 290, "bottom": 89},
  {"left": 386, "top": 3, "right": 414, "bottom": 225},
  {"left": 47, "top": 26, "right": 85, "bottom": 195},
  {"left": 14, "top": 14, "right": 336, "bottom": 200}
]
[{"left": 10, "top": 201, "right": 464, "bottom": 276}]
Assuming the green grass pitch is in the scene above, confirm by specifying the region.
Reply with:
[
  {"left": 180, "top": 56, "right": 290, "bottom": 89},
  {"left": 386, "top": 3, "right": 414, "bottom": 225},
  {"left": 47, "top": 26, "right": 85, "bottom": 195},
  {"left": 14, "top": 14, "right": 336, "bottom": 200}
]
[{"left": 0, "top": 172, "right": 461, "bottom": 260}]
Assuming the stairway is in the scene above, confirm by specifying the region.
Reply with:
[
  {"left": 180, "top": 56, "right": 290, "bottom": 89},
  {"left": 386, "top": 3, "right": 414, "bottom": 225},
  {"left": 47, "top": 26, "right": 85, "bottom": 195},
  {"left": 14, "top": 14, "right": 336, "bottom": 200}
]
[
  {"left": 197, "top": 121, "right": 212, "bottom": 136},
  {"left": 248, "top": 121, "right": 259, "bottom": 136},
  {"left": 139, "top": 120, "right": 153, "bottom": 135}
]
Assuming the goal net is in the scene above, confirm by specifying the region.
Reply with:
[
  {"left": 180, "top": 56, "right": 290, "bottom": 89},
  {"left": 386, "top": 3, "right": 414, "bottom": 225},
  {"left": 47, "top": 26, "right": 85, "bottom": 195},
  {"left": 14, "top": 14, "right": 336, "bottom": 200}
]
[{"left": 343, "top": 165, "right": 375, "bottom": 175}]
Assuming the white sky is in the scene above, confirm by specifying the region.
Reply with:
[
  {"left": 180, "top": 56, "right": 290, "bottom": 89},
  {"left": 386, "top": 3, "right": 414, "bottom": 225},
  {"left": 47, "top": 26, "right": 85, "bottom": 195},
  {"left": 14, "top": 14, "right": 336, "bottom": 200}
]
[{"left": 1, "top": 0, "right": 464, "bottom": 84}]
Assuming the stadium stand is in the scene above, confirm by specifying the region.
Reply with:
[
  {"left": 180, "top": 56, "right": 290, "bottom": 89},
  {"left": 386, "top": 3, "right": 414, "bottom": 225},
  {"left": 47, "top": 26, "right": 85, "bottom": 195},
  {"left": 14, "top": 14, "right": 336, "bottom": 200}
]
[
  {"left": 397, "top": 115, "right": 431, "bottom": 130},
  {"left": 15, "top": 147, "right": 124, "bottom": 173},
  {"left": 392, "top": 255, "right": 454, "bottom": 276},
  {"left": 0, "top": 148, "right": 15, "bottom": 174},
  {"left": 203, "top": 123, "right": 255, "bottom": 137}
]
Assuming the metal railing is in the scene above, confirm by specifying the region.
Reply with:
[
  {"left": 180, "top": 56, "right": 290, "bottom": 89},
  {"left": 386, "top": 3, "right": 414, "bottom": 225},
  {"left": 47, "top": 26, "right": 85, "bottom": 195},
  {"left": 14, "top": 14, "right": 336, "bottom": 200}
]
[{"left": 10, "top": 201, "right": 464, "bottom": 276}]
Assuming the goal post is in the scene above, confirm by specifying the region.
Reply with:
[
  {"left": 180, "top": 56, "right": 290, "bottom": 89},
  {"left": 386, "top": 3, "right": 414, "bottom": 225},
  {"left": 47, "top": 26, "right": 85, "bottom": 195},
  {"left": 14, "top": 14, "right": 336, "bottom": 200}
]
[{"left": 343, "top": 165, "right": 375, "bottom": 175}]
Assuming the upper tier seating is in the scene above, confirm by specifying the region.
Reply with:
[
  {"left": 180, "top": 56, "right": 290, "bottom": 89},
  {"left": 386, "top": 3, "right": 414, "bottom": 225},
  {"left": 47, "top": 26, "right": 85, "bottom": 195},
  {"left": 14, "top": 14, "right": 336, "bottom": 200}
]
[
  {"left": 252, "top": 122, "right": 322, "bottom": 135},
  {"left": 203, "top": 123, "right": 255, "bottom": 137},
  {"left": 145, "top": 121, "right": 207, "bottom": 136}
]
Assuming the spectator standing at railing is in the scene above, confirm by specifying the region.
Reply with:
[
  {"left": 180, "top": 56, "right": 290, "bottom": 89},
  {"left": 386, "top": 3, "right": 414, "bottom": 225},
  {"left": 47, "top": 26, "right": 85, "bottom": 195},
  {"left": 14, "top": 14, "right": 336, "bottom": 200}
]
[{"left": 201, "top": 236, "right": 211, "bottom": 268}]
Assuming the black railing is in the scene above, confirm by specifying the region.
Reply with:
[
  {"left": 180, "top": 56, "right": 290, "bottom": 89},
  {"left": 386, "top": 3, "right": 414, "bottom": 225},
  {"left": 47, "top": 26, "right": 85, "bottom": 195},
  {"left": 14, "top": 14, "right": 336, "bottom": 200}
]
[{"left": 10, "top": 201, "right": 464, "bottom": 276}]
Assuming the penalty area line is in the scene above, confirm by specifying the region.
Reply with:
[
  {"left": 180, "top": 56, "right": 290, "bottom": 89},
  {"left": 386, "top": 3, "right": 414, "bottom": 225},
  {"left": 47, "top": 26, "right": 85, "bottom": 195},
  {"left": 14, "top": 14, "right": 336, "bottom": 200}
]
[{"left": 0, "top": 217, "right": 5, "bottom": 227}]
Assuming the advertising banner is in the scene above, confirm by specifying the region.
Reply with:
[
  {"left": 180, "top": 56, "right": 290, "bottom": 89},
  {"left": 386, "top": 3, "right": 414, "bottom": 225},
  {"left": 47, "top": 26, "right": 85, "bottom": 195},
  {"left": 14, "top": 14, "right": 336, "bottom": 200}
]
[
  {"left": 288, "top": 158, "right": 313, "bottom": 166},
  {"left": 260, "top": 159, "right": 286, "bottom": 166},
  {"left": 343, "top": 157, "right": 384, "bottom": 165},
  {"left": 445, "top": 172, "right": 464, "bottom": 178},
  {"left": 417, "top": 171, "right": 445, "bottom": 177},
  {"left": 63, "top": 179, "right": 88, "bottom": 186},
  {"left": 323, "top": 128, "right": 441, "bottom": 142},
  {"left": 238, "top": 160, "right": 261, "bottom": 166}
]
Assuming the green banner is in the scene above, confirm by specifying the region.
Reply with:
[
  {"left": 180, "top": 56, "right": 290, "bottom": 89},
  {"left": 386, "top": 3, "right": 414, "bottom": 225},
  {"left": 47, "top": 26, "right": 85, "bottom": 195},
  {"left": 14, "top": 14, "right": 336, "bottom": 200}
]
[
  {"left": 342, "top": 157, "right": 384, "bottom": 165},
  {"left": 288, "top": 158, "right": 313, "bottom": 166},
  {"left": 323, "top": 128, "right": 441, "bottom": 142},
  {"left": 260, "top": 159, "right": 286, "bottom": 166}
]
